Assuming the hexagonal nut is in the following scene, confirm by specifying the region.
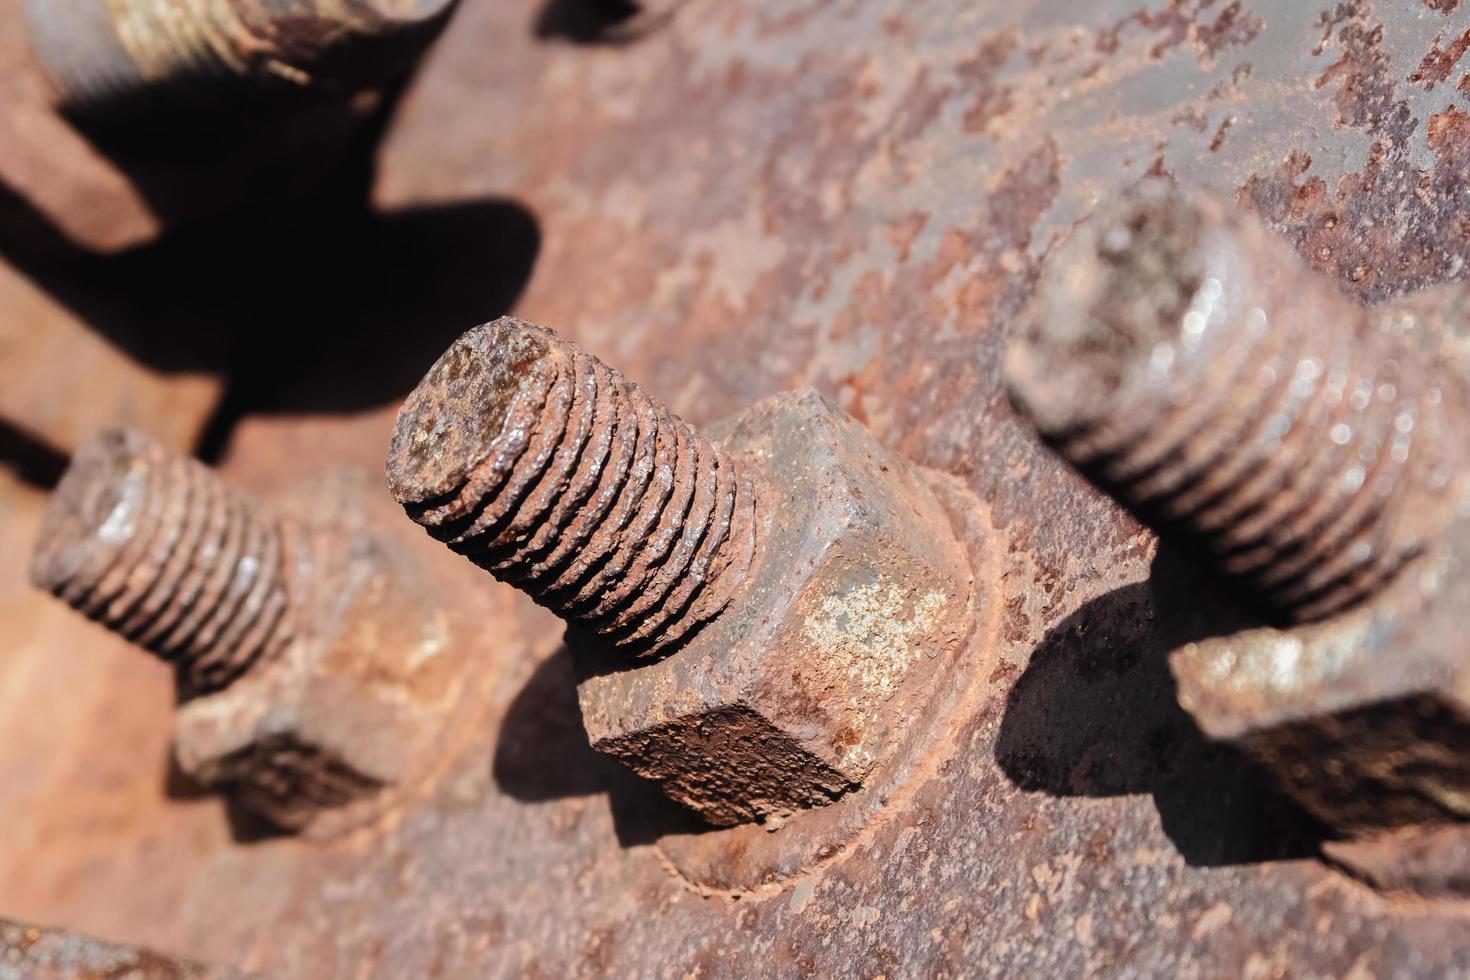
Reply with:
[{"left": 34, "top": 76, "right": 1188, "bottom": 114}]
[
  {"left": 1168, "top": 513, "right": 1470, "bottom": 837},
  {"left": 575, "top": 389, "right": 974, "bottom": 827},
  {"left": 172, "top": 470, "right": 465, "bottom": 837}
]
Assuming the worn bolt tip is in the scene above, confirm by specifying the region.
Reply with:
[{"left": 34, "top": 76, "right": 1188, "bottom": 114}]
[
  {"left": 386, "top": 317, "right": 555, "bottom": 507},
  {"left": 366, "top": 0, "right": 459, "bottom": 20},
  {"left": 29, "top": 429, "right": 154, "bottom": 593},
  {"left": 1005, "top": 179, "right": 1238, "bottom": 436},
  {"left": 26, "top": 0, "right": 459, "bottom": 113}
]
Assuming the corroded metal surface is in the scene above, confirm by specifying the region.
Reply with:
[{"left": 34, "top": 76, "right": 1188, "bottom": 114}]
[
  {"left": 0, "top": 916, "right": 252, "bottom": 979},
  {"left": 386, "top": 317, "right": 762, "bottom": 660},
  {"left": 33, "top": 429, "right": 297, "bottom": 696},
  {"left": 388, "top": 319, "right": 973, "bottom": 828},
  {"left": 575, "top": 387, "right": 972, "bottom": 827},
  {"left": 1005, "top": 181, "right": 1470, "bottom": 850},
  {"left": 4, "top": 0, "right": 1470, "bottom": 976}
]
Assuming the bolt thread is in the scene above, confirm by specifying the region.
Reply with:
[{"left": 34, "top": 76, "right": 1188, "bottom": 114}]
[
  {"left": 387, "top": 317, "right": 762, "bottom": 656},
  {"left": 24, "top": 0, "right": 455, "bottom": 111},
  {"left": 1007, "top": 182, "right": 1466, "bottom": 622},
  {"left": 31, "top": 429, "right": 294, "bottom": 695}
]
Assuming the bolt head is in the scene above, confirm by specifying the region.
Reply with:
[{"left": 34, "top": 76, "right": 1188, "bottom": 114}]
[{"left": 575, "top": 389, "right": 973, "bottom": 827}]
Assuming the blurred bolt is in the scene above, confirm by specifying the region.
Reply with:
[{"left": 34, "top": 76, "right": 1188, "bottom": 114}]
[
  {"left": 25, "top": 0, "right": 458, "bottom": 113},
  {"left": 32, "top": 430, "right": 467, "bottom": 835},
  {"left": 1006, "top": 180, "right": 1467, "bottom": 622},
  {"left": 31, "top": 428, "right": 293, "bottom": 696}
]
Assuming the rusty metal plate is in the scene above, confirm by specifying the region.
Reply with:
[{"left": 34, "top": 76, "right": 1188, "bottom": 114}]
[{"left": 4, "top": 0, "right": 1470, "bottom": 976}]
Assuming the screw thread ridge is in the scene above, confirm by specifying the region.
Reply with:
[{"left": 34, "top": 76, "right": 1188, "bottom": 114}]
[
  {"left": 25, "top": 0, "right": 455, "bottom": 110},
  {"left": 1007, "top": 183, "right": 1466, "bottom": 621},
  {"left": 31, "top": 429, "right": 294, "bottom": 694},
  {"left": 387, "top": 318, "right": 761, "bottom": 656}
]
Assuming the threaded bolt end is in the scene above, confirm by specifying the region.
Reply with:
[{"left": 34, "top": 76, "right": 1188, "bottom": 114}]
[
  {"left": 24, "top": 0, "right": 457, "bottom": 112},
  {"left": 30, "top": 429, "right": 294, "bottom": 694},
  {"left": 387, "top": 317, "right": 762, "bottom": 656},
  {"left": 1006, "top": 181, "right": 1467, "bottom": 622}
]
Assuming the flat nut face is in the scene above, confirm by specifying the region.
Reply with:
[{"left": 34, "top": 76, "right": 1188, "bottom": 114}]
[
  {"left": 575, "top": 389, "right": 973, "bottom": 827},
  {"left": 1167, "top": 514, "right": 1470, "bottom": 834}
]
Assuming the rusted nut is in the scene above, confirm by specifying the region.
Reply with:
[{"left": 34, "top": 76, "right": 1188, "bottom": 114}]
[
  {"left": 1168, "top": 516, "right": 1470, "bottom": 838},
  {"left": 31, "top": 430, "right": 463, "bottom": 836},
  {"left": 1005, "top": 180, "right": 1470, "bottom": 841},
  {"left": 388, "top": 318, "right": 973, "bottom": 826},
  {"left": 24, "top": 0, "right": 458, "bottom": 113}
]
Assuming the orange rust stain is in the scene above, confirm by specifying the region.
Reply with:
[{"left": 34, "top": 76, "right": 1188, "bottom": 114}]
[{"left": 1408, "top": 27, "right": 1470, "bottom": 88}]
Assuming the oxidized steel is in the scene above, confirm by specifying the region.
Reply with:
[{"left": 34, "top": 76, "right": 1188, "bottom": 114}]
[
  {"left": 576, "top": 389, "right": 973, "bottom": 826},
  {"left": 25, "top": 0, "right": 458, "bottom": 111},
  {"left": 1007, "top": 179, "right": 1470, "bottom": 860},
  {"left": 8, "top": 0, "right": 1470, "bottom": 976},
  {"left": 31, "top": 431, "right": 472, "bottom": 836},
  {"left": 0, "top": 916, "right": 252, "bottom": 980},
  {"left": 1165, "top": 511, "right": 1470, "bottom": 840},
  {"left": 387, "top": 316, "right": 762, "bottom": 659},
  {"left": 389, "top": 320, "right": 973, "bottom": 826},
  {"left": 1007, "top": 181, "right": 1467, "bottom": 623},
  {"left": 31, "top": 428, "right": 294, "bottom": 695}
]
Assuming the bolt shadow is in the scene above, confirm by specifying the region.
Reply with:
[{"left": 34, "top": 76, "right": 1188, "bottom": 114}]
[
  {"left": 0, "top": 82, "right": 541, "bottom": 458},
  {"left": 995, "top": 549, "right": 1329, "bottom": 868},
  {"left": 534, "top": 0, "right": 682, "bottom": 44},
  {"left": 493, "top": 644, "right": 709, "bottom": 847},
  {"left": 162, "top": 755, "right": 293, "bottom": 844},
  {"left": 0, "top": 417, "right": 68, "bottom": 489}
]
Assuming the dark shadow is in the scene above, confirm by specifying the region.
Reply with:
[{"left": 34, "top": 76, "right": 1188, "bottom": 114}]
[
  {"left": 0, "top": 180, "right": 83, "bottom": 266},
  {"left": 0, "top": 418, "right": 68, "bottom": 489},
  {"left": 535, "top": 0, "right": 639, "bottom": 42},
  {"left": 164, "top": 754, "right": 292, "bottom": 843},
  {"left": 494, "top": 645, "right": 708, "bottom": 847},
  {"left": 222, "top": 798, "right": 296, "bottom": 844},
  {"left": 162, "top": 755, "right": 214, "bottom": 801},
  {"left": 163, "top": 755, "right": 311, "bottom": 844},
  {"left": 534, "top": 0, "right": 677, "bottom": 44},
  {"left": 190, "top": 194, "right": 541, "bottom": 460},
  {"left": 0, "top": 81, "right": 540, "bottom": 461},
  {"left": 0, "top": 188, "right": 539, "bottom": 463},
  {"left": 995, "top": 550, "right": 1329, "bottom": 867}
]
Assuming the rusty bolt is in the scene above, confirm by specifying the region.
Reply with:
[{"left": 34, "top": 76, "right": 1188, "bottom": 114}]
[
  {"left": 388, "top": 317, "right": 974, "bottom": 826},
  {"left": 386, "top": 317, "right": 761, "bottom": 659},
  {"left": 31, "top": 429, "right": 294, "bottom": 696},
  {"left": 25, "top": 0, "right": 458, "bottom": 113},
  {"left": 1006, "top": 179, "right": 1467, "bottom": 623},
  {"left": 32, "top": 429, "right": 466, "bottom": 836},
  {"left": 1006, "top": 181, "right": 1470, "bottom": 844}
]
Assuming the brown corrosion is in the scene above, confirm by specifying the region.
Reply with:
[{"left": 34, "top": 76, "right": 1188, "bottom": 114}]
[
  {"left": 0, "top": 916, "right": 252, "bottom": 979},
  {"left": 23, "top": 0, "right": 458, "bottom": 111},
  {"left": 12, "top": 0, "right": 1470, "bottom": 976},
  {"left": 575, "top": 389, "right": 974, "bottom": 827},
  {"left": 1007, "top": 181, "right": 1467, "bottom": 623},
  {"left": 29, "top": 433, "right": 469, "bottom": 836},
  {"left": 31, "top": 429, "right": 293, "bottom": 695},
  {"left": 387, "top": 316, "right": 762, "bottom": 658},
  {"left": 1164, "top": 509, "right": 1470, "bottom": 843}
]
